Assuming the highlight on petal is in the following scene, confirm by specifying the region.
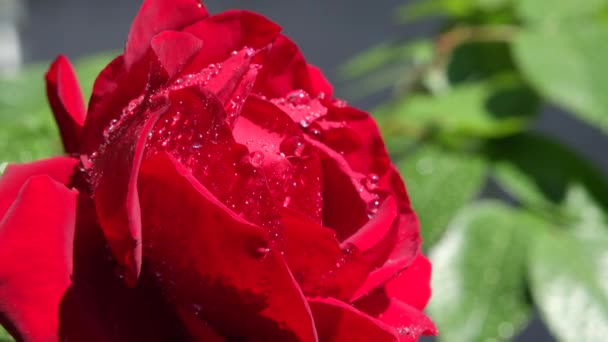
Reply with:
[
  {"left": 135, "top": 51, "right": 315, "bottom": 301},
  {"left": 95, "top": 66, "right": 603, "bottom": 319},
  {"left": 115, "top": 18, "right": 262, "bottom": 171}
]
[
  {"left": 125, "top": 0, "right": 208, "bottom": 68},
  {"left": 45, "top": 55, "right": 86, "bottom": 154},
  {"left": 234, "top": 96, "right": 323, "bottom": 223},
  {"left": 138, "top": 152, "right": 318, "bottom": 342},
  {"left": 385, "top": 254, "right": 432, "bottom": 310},
  {"left": 0, "top": 176, "right": 78, "bottom": 342},
  {"left": 0, "top": 157, "right": 78, "bottom": 219}
]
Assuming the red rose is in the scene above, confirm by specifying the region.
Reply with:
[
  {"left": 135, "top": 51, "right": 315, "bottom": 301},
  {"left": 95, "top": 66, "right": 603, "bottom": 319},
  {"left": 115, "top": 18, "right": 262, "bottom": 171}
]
[{"left": 0, "top": 0, "right": 436, "bottom": 341}]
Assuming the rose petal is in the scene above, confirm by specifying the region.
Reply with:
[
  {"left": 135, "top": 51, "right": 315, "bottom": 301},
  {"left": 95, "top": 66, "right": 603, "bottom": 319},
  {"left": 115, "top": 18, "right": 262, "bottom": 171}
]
[
  {"left": 145, "top": 87, "right": 284, "bottom": 247},
  {"left": 385, "top": 255, "right": 432, "bottom": 310},
  {"left": 82, "top": 55, "right": 149, "bottom": 154},
  {"left": 281, "top": 207, "right": 369, "bottom": 300},
  {"left": 307, "top": 64, "right": 333, "bottom": 98},
  {"left": 45, "top": 55, "right": 86, "bottom": 154},
  {"left": 150, "top": 30, "right": 203, "bottom": 82},
  {"left": 202, "top": 48, "right": 260, "bottom": 127},
  {"left": 254, "top": 35, "right": 318, "bottom": 98},
  {"left": 138, "top": 152, "right": 318, "bottom": 342},
  {"left": 354, "top": 294, "right": 437, "bottom": 341},
  {"left": 0, "top": 176, "right": 77, "bottom": 341},
  {"left": 92, "top": 97, "right": 170, "bottom": 286},
  {"left": 233, "top": 96, "right": 323, "bottom": 222},
  {"left": 305, "top": 137, "right": 374, "bottom": 240},
  {"left": 0, "top": 157, "right": 78, "bottom": 219},
  {"left": 182, "top": 10, "right": 281, "bottom": 73},
  {"left": 125, "top": 0, "right": 208, "bottom": 68},
  {"left": 308, "top": 297, "right": 398, "bottom": 342},
  {"left": 352, "top": 253, "right": 431, "bottom": 308},
  {"left": 58, "top": 196, "right": 191, "bottom": 341},
  {"left": 314, "top": 104, "right": 390, "bottom": 176}
]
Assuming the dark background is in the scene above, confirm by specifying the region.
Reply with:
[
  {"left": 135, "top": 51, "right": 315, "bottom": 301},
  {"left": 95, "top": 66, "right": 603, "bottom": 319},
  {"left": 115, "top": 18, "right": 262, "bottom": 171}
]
[{"left": 16, "top": 0, "right": 608, "bottom": 341}]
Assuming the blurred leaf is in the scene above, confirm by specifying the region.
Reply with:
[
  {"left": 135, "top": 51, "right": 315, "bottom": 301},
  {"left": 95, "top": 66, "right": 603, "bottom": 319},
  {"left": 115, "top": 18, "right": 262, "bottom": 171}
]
[
  {"left": 448, "top": 42, "right": 515, "bottom": 84},
  {"left": 398, "top": 145, "right": 486, "bottom": 249},
  {"left": 339, "top": 41, "right": 433, "bottom": 98},
  {"left": 376, "top": 77, "right": 538, "bottom": 139},
  {"left": 397, "top": 0, "right": 511, "bottom": 22},
  {"left": 341, "top": 40, "right": 433, "bottom": 78},
  {"left": 428, "top": 201, "right": 544, "bottom": 341},
  {"left": 0, "top": 52, "right": 114, "bottom": 163},
  {"left": 0, "top": 325, "right": 14, "bottom": 342},
  {"left": 488, "top": 133, "right": 608, "bottom": 211},
  {"left": 515, "top": 0, "right": 608, "bottom": 23},
  {"left": 513, "top": 23, "right": 608, "bottom": 135},
  {"left": 529, "top": 231, "right": 608, "bottom": 342},
  {"left": 562, "top": 185, "right": 608, "bottom": 238}
]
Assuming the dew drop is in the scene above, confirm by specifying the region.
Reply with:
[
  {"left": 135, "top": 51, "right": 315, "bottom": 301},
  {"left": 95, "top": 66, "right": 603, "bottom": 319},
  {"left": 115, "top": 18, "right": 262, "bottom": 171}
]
[
  {"left": 365, "top": 173, "right": 380, "bottom": 191},
  {"left": 279, "top": 136, "right": 306, "bottom": 161},
  {"left": 366, "top": 197, "right": 381, "bottom": 219},
  {"left": 286, "top": 89, "right": 310, "bottom": 105},
  {"left": 250, "top": 151, "right": 265, "bottom": 167},
  {"left": 309, "top": 128, "right": 322, "bottom": 139},
  {"left": 332, "top": 98, "right": 348, "bottom": 108}
]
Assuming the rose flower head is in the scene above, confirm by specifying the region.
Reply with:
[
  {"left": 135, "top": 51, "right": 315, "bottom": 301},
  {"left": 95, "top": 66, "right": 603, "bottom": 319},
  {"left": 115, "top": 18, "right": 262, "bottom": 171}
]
[{"left": 0, "top": 0, "right": 437, "bottom": 341}]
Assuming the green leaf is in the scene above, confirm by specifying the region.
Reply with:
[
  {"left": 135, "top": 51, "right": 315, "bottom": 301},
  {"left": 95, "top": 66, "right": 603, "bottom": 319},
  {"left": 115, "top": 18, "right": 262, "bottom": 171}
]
[
  {"left": 515, "top": 0, "right": 608, "bottom": 23},
  {"left": 396, "top": 0, "right": 511, "bottom": 22},
  {"left": 513, "top": 23, "right": 608, "bottom": 135},
  {"left": 375, "top": 77, "right": 538, "bottom": 139},
  {"left": 397, "top": 145, "right": 486, "bottom": 249},
  {"left": 0, "top": 325, "right": 14, "bottom": 342},
  {"left": 488, "top": 133, "right": 608, "bottom": 212},
  {"left": 448, "top": 42, "right": 516, "bottom": 85},
  {"left": 0, "top": 52, "right": 114, "bottom": 163},
  {"left": 529, "top": 231, "right": 608, "bottom": 341},
  {"left": 562, "top": 185, "right": 608, "bottom": 238},
  {"left": 428, "top": 202, "right": 544, "bottom": 341}
]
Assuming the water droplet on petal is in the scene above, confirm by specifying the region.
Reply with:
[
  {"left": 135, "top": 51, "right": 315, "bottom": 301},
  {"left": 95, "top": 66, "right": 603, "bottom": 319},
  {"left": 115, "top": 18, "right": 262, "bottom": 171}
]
[
  {"left": 286, "top": 89, "right": 310, "bottom": 105},
  {"left": 279, "top": 136, "right": 306, "bottom": 162},
  {"left": 250, "top": 151, "right": 265, "bottom": 167},
  {"left": 366, "top": 197, "right": 381, "bottom": 219},
  {"left": 365, "top": 173, "right": 380, "bottom": 191}
]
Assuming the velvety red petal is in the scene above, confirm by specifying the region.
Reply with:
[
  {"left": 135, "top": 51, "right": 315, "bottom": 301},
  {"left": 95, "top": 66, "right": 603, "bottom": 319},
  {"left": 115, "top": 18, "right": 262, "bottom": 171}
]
[
  {"left": 355, "top": 294, "right": 437, "bottom": 341},
  {"left": 307, "top": 64, "right": 333, "bottom": 98},
  {"left": 254, "top": 35, "right": 318, "bottom": 98},
  {"left": 92, "top": 98, "right": 170, "bottom": 286},
  {"left": 0, "top": 176, "right": 77, "bottom": 342},
  {"left": 138, "top": 152, "right": 318, "bottom": 342},
  {"left": 58, "top": 196, "right": 191, "bottom": 341},
  {"left": 314, "top": 104, "right": 390, "bottom": 176},
  {"left": 305, "top": 137, "right": 375, "bottom": 241},
  {"left": 182, "top": 10, "right": 281, "bottom": 74},
  {"left": 385, "top": 254, "right": 432, "bottom": 310},
  {"left": 233, "top": 96, "right": 323, "bottom": 222},
  {"left": 82, "top": 55, "right": 150, "bottom": 154},
  {"left": 352, "top": 253, "right": 431, "bottom": 309},
  {"left": 150, "top": 30, "right": 203, "bottom": 82},
  {"left": 45, "top": 55, "right": 86, "bottom": 154},
  {"left": 308, "top": 297, "right": 397, "bottom": 342},
  {"left": 0, "top": 157, "right": 78, "bottom": 219},
  {"left": 124, "top": 0, "right": 208, "bottom": 68},
  {"left": 281, "top": 207, "right": 368, "bottom": 300}
]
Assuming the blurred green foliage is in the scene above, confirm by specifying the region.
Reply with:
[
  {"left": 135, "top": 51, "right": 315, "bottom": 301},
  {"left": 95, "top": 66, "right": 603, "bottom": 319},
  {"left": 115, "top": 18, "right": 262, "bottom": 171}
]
[
  {"left": 0, "top": 53, "right": 115, "bottom": 163},
  {"left": 344, "top": 0, "right": 608, "bottom": 341}
]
